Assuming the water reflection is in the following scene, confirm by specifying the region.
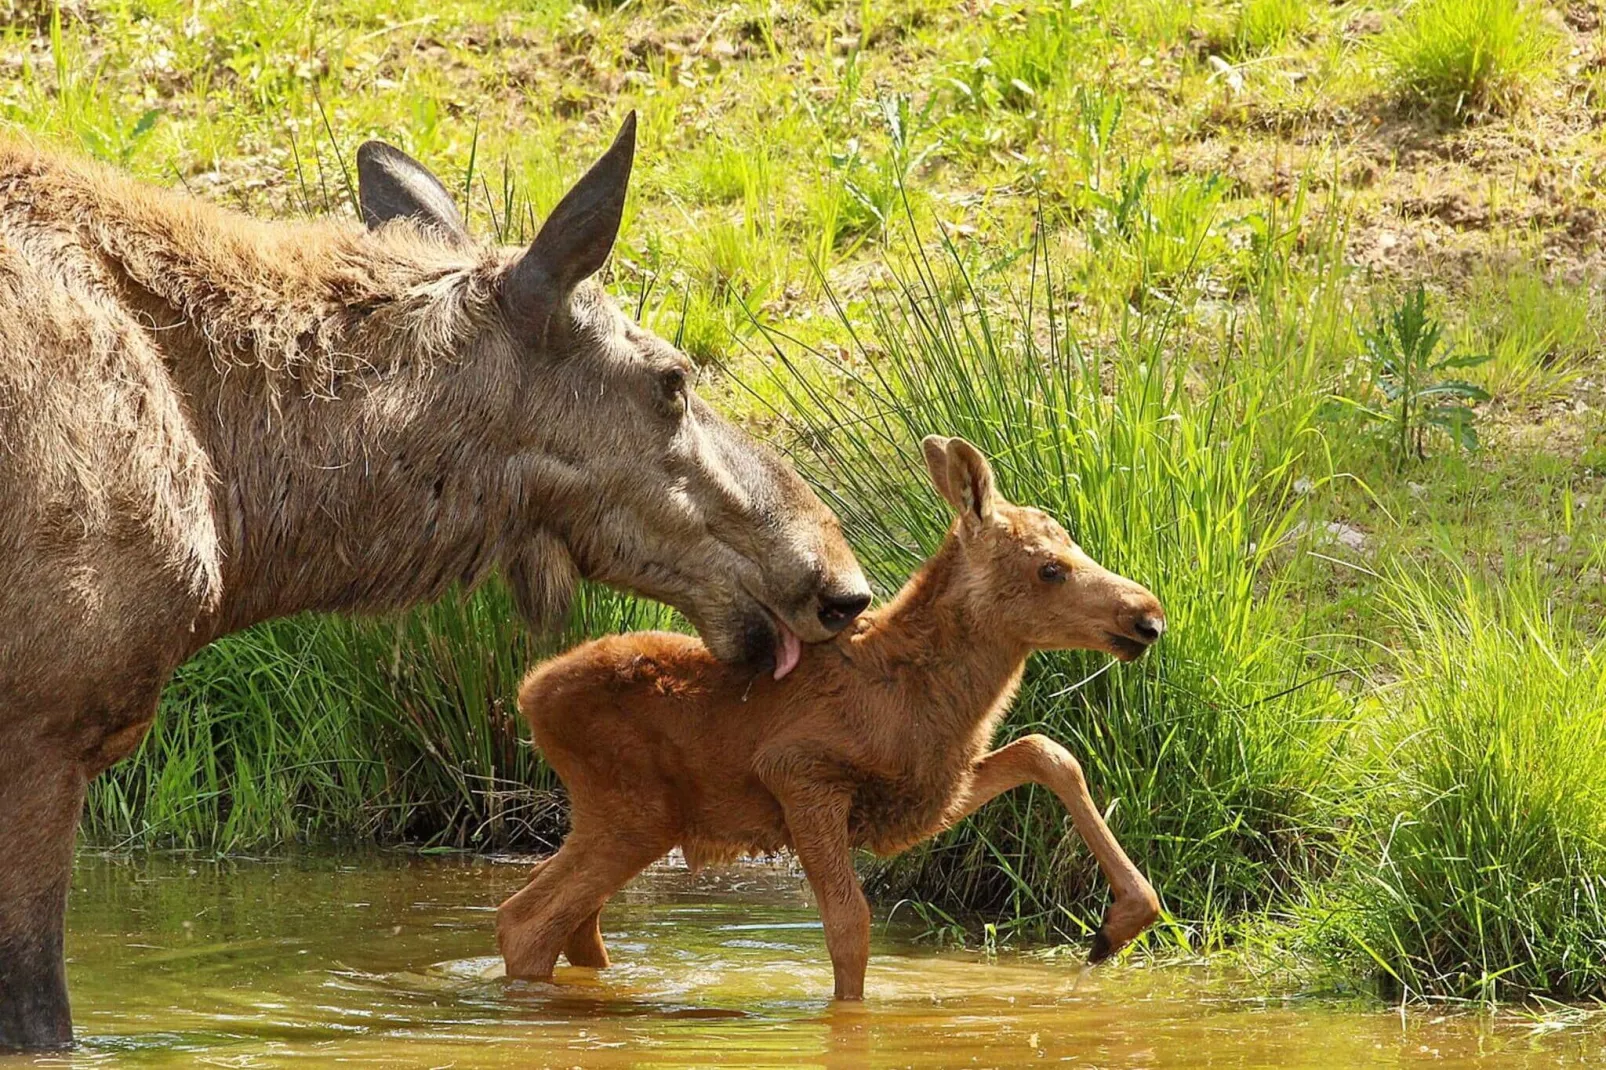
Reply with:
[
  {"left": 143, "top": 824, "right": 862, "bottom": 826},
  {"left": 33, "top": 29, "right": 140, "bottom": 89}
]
[{"left": 2, "top": 852, "right": 1601, "bottom": 1068}]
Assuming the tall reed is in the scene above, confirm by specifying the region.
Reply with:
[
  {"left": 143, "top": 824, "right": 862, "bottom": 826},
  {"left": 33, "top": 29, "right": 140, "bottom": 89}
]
[{"left": 740, "top": 226, "right": 1353, "bottom": 948}]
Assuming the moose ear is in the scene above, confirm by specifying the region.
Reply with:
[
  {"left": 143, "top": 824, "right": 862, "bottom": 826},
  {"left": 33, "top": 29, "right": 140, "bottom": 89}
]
[
  {"left": 944, "top": 437, "right": 998, "bottom": 526},
  {"left": 356, "top": 141, "right": 470, "bottom": 246},
  {"left": 504, "top": 112, "right": 637, "bottom": 316}
]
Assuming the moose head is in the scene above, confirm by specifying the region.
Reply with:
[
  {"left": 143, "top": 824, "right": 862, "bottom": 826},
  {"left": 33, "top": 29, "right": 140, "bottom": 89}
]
[{"left": 356, "top": 115, "right": 870, "bottom": 677}]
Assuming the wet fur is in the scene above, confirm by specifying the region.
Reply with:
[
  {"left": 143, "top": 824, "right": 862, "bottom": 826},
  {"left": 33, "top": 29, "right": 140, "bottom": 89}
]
[{"left": 501, "top": 437, "right": 1167, "bottom": 998}]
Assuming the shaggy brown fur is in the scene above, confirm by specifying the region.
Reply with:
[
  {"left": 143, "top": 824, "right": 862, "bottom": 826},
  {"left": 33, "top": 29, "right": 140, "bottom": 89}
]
[
  {"left": 502, "top": 436, "right": 1165, "bottom": 999},
  {"left": 0, "top": 115, "right": 869, "bottom": 1050}
]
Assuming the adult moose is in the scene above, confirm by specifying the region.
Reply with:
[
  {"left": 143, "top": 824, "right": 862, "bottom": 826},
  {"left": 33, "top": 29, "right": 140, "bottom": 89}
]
[{"left": 0, "top": 113, "right": 870, "bottom": 1050}]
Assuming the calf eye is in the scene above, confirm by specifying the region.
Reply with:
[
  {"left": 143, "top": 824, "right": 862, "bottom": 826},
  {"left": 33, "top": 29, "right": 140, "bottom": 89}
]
[{"left": 1039, "top": 562, "right": 1067, "bottom": 584}]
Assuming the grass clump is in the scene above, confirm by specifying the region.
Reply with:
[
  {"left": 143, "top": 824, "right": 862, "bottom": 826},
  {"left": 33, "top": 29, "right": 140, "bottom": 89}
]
[
  {"left": 750, "top": 228, "right": 1351, "bottom": 949},
  {"left": 1379, "top": 0, "right": 1560, "bottom": 117},
  {"left": 1319, "top": 567, "right": 1606, "bottom": 1001},
  {"left": 1457, "top": 265, "right": 1602, "bottom": 402},
  {"left": 1229, "top": 0, "right": 1314, "bottom": 57}
]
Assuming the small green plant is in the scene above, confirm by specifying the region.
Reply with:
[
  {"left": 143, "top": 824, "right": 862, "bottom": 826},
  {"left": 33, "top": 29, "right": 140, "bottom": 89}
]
[
  {"left": 1080, "top": 165, "right": 1239, "bottom": 300},
  {"left": 1352, "top": 285, "right": 1490, "bottom": 464},
  {"left": 822, "top": 94, "right": 933, "bottom": 249},
  {"left": 1379, "top": 0, "right": 1559, "bottom": 117},
  {"left": 952, "top": 3, "right": 1082, "bottom": 114}
]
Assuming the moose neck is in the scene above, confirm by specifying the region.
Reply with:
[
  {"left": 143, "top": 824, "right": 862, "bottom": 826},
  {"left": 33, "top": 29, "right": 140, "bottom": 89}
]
[
  {"left": 173, "top": 254, "right": 532, "bottom": 638},
  {"left": 38, "top": 160, "right": 545, "bottom": 637},
  {"left": 863, "top": 534, "right": 1032, "bottom": 744}
]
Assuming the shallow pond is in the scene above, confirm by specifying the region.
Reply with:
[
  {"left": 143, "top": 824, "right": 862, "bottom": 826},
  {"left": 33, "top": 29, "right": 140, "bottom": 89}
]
[{"left": 6, "top": 853, "right": 1603, "bottom": 1068}]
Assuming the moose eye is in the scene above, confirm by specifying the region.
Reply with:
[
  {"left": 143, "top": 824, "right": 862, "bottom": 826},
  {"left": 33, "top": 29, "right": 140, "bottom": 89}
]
[
  {"left": 659, "top": 366, "right": 691, "bottom": 413},
  {"left": 1039, "top": 562, "right": 1067, "bottom": 584}
]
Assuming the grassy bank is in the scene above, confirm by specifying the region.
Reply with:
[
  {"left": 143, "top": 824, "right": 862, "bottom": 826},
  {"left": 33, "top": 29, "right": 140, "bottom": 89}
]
[
  {"left": 1298, "top": 565, "right": 1606, "bottom": 1002},
  {"left": 7, "top": 0, "right": 1605, "bottom": 1003}
]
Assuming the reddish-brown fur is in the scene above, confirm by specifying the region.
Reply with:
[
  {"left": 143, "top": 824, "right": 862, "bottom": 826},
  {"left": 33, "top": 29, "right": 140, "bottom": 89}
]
[{"left": 502, "top": 436, "right": 1166, "bottom": 998}]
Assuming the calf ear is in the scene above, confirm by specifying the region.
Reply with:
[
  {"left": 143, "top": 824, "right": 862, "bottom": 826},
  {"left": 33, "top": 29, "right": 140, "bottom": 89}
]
[
  {"left": 504, "top": 112, "right": 637, "bottom": 316},
  {"left": 922, "top": 435, "right": 957, "bottom": 506},
  {"left": 944, "top": 438, "right": 998, "bottom": 525},
  {"left": 356, "top": 141, "right": 470, "bottom": 246}
]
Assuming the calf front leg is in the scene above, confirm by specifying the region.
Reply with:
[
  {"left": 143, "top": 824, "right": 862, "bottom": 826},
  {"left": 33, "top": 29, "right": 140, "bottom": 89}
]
[
  {"left": 0, "top": 729, "right": 87, "bottom": 1052},
  {"left": 778, "top": 794, "right": 869, "bottom": 1000},
  {"left": 939, "top": 734, "right": 1159, "bottom": 963}
]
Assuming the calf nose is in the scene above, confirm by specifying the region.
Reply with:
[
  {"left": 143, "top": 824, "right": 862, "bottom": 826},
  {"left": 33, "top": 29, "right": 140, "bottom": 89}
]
[
  {"left": 1132, "top": 614, "right": 1166, "bottom": 644},
  {"left": 818, "top": 592, "right": 871, "bottom": 632}
]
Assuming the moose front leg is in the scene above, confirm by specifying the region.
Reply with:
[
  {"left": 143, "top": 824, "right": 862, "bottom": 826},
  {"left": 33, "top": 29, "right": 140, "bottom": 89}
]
[
  {"left": 0, "top": 728, "right": 87, "bottom": 1052},
  {"left": 938, "top": 734, "right": 1159, "bottom": 963}
]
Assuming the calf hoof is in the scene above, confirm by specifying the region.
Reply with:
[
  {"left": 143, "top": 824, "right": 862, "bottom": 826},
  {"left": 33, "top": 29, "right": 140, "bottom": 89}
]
[
  {"left": 500, "top": 950, "right": 556, "bottom": 982},
  {"left": 496, "top": 919, "right": 556, "bottom": 981},
  {"left": 1087, "top": 928, "right": 1115, "bottom": 965},
  {"left": 1086, "top": 889, "right": 1160, "bottom": 964}
]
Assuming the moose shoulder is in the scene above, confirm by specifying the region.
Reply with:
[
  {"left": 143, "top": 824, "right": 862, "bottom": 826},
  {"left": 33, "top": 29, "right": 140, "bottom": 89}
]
[{"left": 0, "top": 114, "right": 869, "bottom": 1051}]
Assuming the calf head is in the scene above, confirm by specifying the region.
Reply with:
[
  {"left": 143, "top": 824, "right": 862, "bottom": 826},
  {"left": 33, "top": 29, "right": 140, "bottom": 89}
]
[
  {"left": 357, "top": 115, "right": 869, "bottom": 677},
  {"left": 921, "top": 435, "right": 1165, "bottom": 661}
]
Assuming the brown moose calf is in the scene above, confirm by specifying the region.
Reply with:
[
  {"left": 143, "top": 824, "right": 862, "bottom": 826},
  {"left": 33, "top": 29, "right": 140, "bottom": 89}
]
[{"left": 501, "top": 436, "right": 1166, "bottom": 999}]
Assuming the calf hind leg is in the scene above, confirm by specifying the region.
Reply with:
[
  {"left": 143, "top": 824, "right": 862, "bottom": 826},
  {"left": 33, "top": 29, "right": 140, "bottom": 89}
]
[{"left": 497, "top": 830, "right": 663, "bottom": 981}]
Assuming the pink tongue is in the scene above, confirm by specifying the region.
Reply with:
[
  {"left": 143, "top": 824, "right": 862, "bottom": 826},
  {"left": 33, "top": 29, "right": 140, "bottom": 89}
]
[{"left": 773, "top": 622, "right": 802, "bottom": 680}]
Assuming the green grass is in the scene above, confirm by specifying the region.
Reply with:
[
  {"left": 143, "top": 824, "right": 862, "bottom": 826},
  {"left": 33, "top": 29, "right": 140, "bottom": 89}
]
[
  {"left": 1456, "top": 265, "right": 1601, "bottom": 402},
  {"left": 742, "top": 223, "right": 1352, "bottom": 951},
  {"left": 1379, "top": 0, "right": 1560, "bottom": 117},
  {"left": 1307, "top": 565, "right": 1606, "bottom": 1001},
  {"left": 1224, "top": 0, "right": 1315, "bottom": 58},
  {"left": 7, "top": 0, "right": 1606, "bottom": 1005}
]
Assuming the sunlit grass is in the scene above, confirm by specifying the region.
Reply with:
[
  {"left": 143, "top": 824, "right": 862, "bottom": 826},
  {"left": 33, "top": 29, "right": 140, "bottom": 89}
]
[
  {"left": 1378, "top": 0, "right": 1560, "bottom": 117},
  {"left": 1230, "top": 0, "right": 1315, "bottom": 57},
  {"left": 1456, "top": 264, "right": 1601, "bottom": 402},
  {"left": 1312, "top": 564, "right": 1606, "bottom": 1000}
]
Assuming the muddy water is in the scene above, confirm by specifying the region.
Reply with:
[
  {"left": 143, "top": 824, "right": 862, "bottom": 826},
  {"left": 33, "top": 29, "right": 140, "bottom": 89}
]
[{"left": 6, "top": 853, "right": 1603, "bottom": 1068}]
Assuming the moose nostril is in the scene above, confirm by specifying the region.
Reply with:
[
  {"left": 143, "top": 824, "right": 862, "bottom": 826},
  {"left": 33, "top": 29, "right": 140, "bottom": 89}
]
[
  {"left": 1133, "top": 615, "right": 1165, "bottom": 643},
  {"left": 818, "top": 592, "right": 871, "bottom": 631}
]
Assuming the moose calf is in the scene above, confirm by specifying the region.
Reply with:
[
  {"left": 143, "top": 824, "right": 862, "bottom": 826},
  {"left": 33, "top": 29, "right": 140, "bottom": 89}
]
[{"left": 501, "top": 436, "right": 1166, "bottom": 998}]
